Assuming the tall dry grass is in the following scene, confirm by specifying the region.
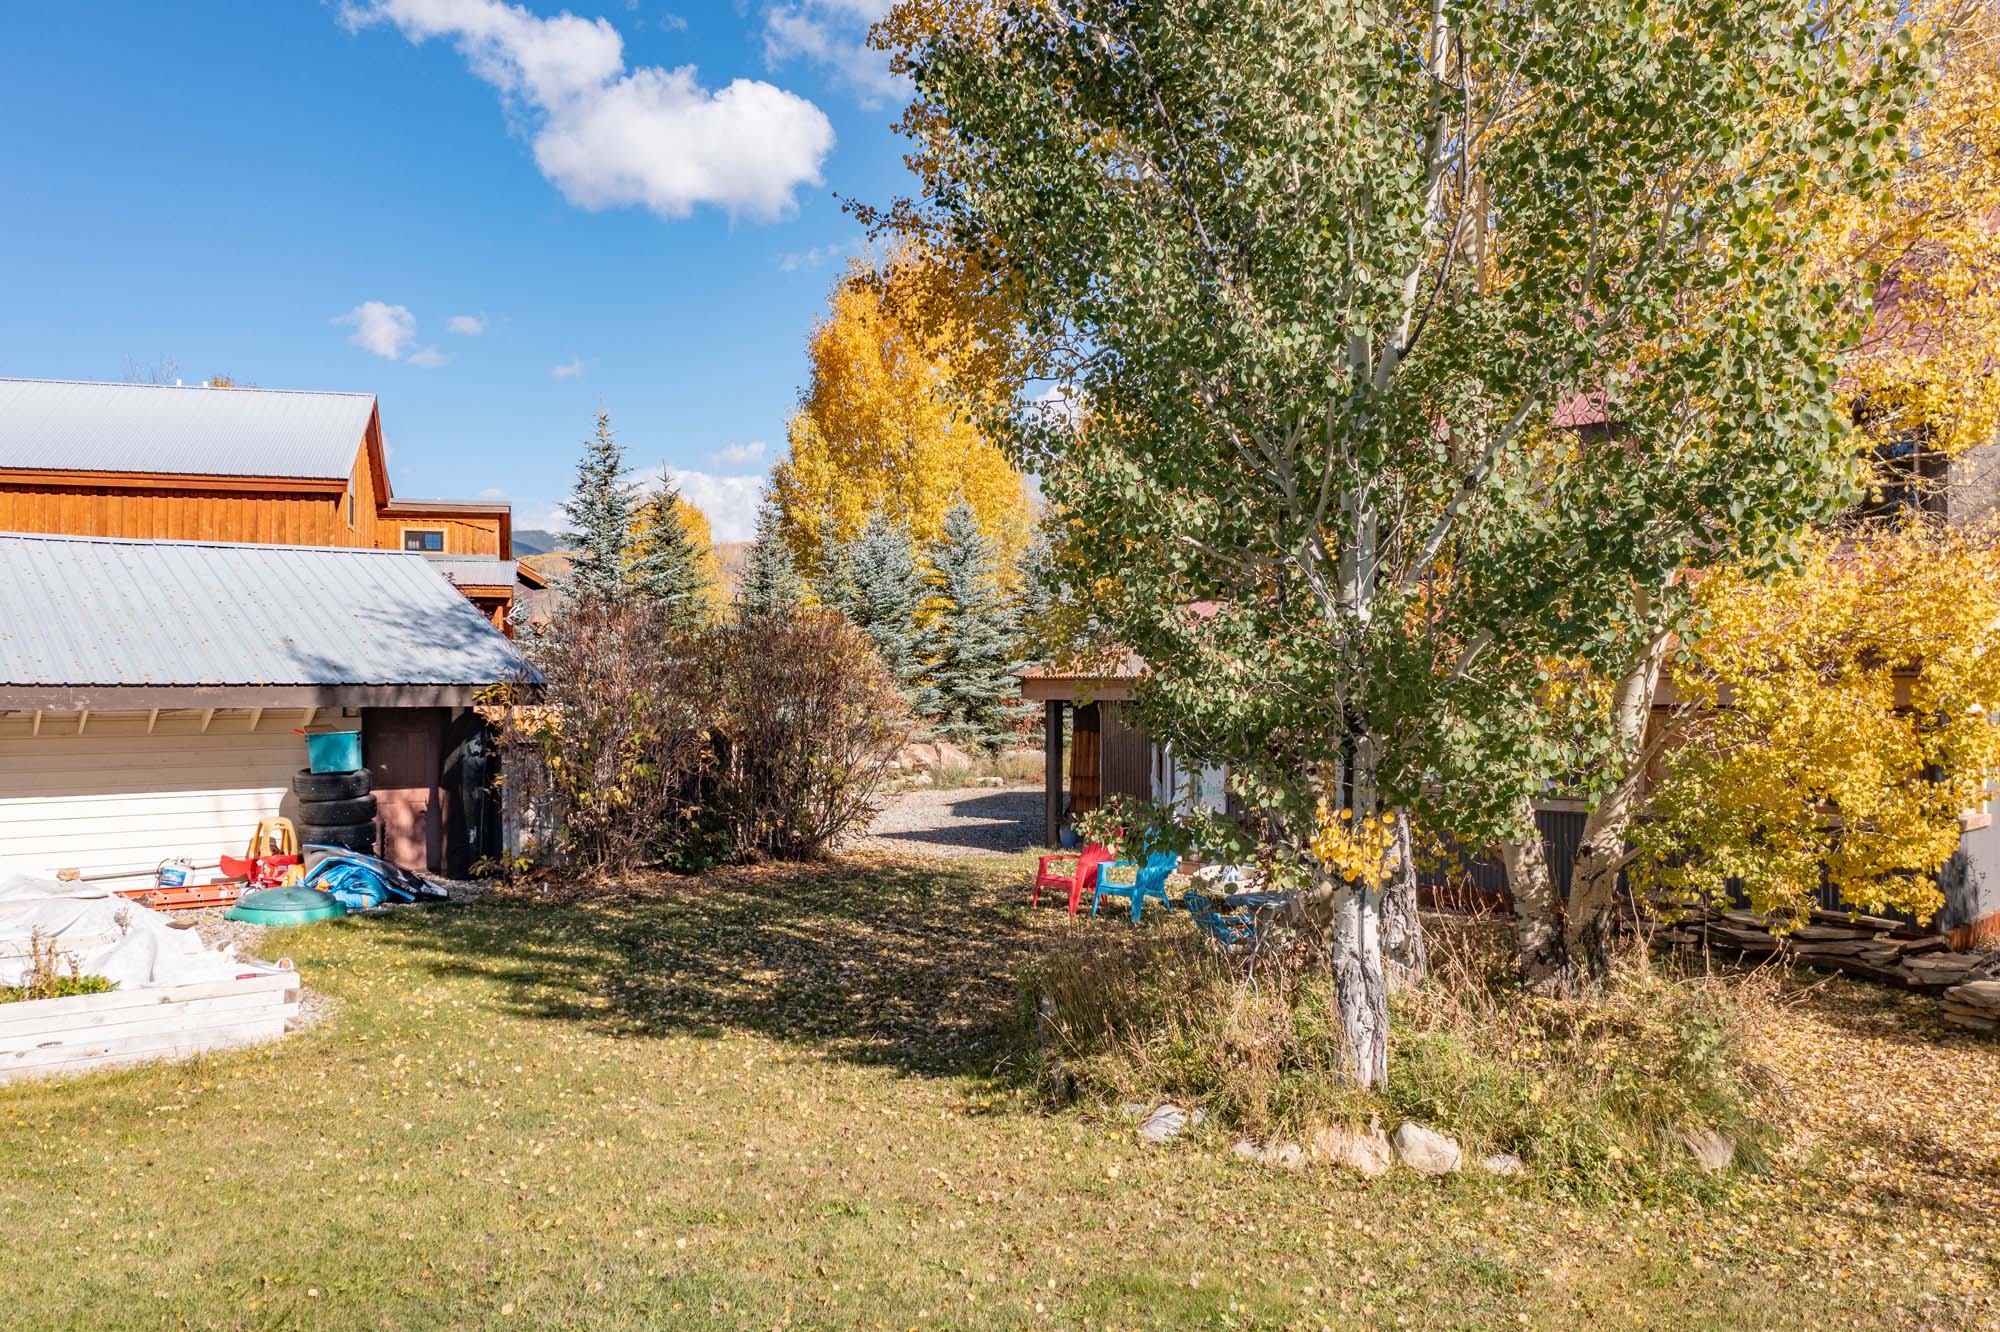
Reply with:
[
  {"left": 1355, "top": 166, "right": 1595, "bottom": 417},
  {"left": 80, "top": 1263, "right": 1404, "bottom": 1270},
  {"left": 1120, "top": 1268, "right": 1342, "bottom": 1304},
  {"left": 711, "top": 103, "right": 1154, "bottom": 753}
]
[{"left": 1024, "top": 911, "right": 1784, "bottom": 1198}]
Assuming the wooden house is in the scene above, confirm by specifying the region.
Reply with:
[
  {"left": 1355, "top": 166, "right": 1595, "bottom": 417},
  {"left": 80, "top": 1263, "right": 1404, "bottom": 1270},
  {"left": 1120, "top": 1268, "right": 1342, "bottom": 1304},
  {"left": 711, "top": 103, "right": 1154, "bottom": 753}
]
[{"left": 0, "top": 377, "right": 541, "bottom": 629}]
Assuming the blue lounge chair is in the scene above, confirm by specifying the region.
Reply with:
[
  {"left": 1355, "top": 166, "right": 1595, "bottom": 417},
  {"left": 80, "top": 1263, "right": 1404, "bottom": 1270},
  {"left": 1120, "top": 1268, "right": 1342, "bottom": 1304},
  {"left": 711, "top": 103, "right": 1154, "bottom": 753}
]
[{"left": 1093, "top": 851, "right": 1181, "bottom": 922}]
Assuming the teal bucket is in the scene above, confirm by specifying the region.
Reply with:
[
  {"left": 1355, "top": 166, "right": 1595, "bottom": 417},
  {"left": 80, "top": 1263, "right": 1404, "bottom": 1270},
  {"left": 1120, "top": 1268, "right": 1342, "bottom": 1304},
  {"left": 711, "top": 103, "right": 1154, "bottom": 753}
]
[{"left": 305, "top": 730, "right": 363, "bottom": 774}]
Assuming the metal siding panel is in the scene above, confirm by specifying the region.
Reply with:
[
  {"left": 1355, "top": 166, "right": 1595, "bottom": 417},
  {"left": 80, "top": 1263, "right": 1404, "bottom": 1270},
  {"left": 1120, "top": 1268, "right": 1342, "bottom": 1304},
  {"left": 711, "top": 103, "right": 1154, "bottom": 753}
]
[{"left": 0, "top": 532, "right": 537, "bottom": 688}]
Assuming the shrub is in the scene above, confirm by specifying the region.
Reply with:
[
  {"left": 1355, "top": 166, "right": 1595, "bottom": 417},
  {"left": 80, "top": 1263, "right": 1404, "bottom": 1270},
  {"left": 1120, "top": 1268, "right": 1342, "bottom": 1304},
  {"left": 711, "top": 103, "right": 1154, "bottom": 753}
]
[
  {"left": 490, "top": 604, "right": 909, "bottom": 873},
  {"left": 492, "top": 597, "right": 720, "bottom": 874},
  {"left": 1024, "top": 914, "right": 1778, "bottom": 1198},
  {"left": 708, "top": 611, "right": 911, "bottom": 859}
]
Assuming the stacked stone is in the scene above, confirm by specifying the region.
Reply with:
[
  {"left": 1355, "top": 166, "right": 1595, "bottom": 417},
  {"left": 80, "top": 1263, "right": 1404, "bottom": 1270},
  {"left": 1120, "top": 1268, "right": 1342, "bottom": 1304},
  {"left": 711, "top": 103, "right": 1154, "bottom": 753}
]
[
  {"left": 1940, "top": 980, "right": 2000, "bottom": 1032},
  {"left": 1652, "top": 903, "right": 1996, "bottom": 1000}
]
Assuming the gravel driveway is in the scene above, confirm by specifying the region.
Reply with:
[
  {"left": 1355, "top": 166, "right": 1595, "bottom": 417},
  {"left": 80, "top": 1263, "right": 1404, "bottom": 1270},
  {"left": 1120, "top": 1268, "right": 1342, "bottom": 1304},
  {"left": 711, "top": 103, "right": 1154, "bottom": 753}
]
[{"left": 848, "top": 782, "right": 1042, "bottom": 858}]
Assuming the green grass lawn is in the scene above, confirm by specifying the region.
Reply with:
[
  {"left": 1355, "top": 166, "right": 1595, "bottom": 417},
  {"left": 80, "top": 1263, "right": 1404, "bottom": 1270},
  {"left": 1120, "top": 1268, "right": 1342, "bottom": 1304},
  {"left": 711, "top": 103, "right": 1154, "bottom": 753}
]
[{"left": 1, "top": 855, "right": 1994, "bottom": 1330}]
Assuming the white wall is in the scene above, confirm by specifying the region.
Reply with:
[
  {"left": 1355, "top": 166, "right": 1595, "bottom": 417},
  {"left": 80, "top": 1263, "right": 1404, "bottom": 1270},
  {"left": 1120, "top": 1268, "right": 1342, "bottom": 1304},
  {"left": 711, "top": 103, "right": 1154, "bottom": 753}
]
[{"left": 0, "top": 708, "right": 315, "bottom": 880}]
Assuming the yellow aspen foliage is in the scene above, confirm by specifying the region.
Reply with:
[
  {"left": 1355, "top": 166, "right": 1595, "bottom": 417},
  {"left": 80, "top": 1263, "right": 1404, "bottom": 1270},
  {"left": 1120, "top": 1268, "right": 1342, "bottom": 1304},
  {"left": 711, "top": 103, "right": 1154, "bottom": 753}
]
[
  {"left": 770, "top": 252, "right": 1031, "bottom": 582},
  {"left": 1818, "top": 1, "right": 2000, "bottom": 468},
  {"left": 1633, "top": 525, "right": 2000, "bottom": 925},
  {"left": 1309, "top": 805, "right": 1400, "bottom": 890}
]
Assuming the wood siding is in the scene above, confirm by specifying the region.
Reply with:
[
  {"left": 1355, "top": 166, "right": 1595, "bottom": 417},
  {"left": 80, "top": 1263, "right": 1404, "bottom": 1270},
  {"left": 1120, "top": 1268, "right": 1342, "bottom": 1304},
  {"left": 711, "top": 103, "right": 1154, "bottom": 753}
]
[
  {"left": 378, "top": 514, "right": 504, "bottom": 556},
  {"left": 0, "top": 709, "right": 317, "bottom": 878},
  {"left": 0, "top": 481, "right": 349, "bottom": 545}
]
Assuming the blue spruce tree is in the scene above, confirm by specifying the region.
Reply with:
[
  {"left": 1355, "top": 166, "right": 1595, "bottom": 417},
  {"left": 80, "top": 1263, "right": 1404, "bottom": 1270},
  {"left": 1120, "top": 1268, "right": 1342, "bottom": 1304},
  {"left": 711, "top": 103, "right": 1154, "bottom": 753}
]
[
  {"left": 736, "top": 495, "right": 807, "bottom": 620},
  {"left": 562, "top": 411, "right": 636, "bottom": 604},
  {"left": 628, "top": 477, "right": 711, "bottom": 627},
  {"left": 835, "top": 513, "right": 926, "bottom": 703},
  {"left": 914, "top": 503, "right": 1031, "bottom": 750}
]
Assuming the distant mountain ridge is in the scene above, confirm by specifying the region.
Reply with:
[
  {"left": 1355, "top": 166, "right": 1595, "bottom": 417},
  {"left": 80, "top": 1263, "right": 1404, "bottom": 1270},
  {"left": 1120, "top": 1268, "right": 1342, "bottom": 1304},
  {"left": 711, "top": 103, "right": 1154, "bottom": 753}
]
[{"left": 512, "top": 528, "right": 566, "bottom": 557}]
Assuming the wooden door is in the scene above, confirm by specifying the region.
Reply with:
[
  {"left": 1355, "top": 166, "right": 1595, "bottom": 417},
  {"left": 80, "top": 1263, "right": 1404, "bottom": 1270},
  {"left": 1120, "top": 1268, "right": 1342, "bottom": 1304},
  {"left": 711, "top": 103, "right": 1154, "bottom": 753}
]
[
  {"left": 1069, "top": 703, "right": 1102, "bottom": 814},
  {"left": 363, "top": 708, "right": 445, "bottom": 871}
]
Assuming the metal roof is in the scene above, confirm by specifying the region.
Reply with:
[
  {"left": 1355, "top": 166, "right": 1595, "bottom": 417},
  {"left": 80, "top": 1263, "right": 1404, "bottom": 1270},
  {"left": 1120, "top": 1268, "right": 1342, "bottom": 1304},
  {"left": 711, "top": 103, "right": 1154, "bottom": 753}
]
[
  {"left": 422, "top": 555, "right": 522, "bottom": 588},
  {"left": 0, "top": 378, "right": 376, "bottom": 480},
  {"left": 0, "top": 532, "right": 537, "bottom": 688}
]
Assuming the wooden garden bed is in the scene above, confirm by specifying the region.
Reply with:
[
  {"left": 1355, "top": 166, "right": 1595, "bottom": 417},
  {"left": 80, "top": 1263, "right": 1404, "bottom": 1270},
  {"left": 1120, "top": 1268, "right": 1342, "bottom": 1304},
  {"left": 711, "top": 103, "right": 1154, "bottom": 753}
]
[{"left": 0, "top": 966, "right": 301, "bottom": 1084}]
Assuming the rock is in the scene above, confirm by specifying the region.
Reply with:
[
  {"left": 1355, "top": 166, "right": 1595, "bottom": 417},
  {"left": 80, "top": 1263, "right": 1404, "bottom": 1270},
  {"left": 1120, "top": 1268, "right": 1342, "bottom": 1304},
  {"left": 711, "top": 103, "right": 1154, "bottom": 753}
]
[
  {"left": 1137, "top": 1103, "right": 1190, "bottom": 1144},
  {"left": 1480, "top": 1152, "right": 1525, "bottom": 1178},
  {"left": 1390, "top": 1122, "right": 1463, "bottom": 1176},
  {"left": 1268, "top": 1142, "right": 1305, "bottom": 1169},
  {"left": 1307, "top": 1124, "right": 1393, "bottom": 1177},
  {"left": 1232, "top": 1138, "right": 1262, "bottom": 1162},
  {"left": 1684, "top": 1128, "right": 1735, "bottom": 1173},
  {"left": 1947, "top": 979, "right": 2000, "bottom": 1009},
  {"left": 977, "top": 776, "right": 1006, "bottom": 788}
]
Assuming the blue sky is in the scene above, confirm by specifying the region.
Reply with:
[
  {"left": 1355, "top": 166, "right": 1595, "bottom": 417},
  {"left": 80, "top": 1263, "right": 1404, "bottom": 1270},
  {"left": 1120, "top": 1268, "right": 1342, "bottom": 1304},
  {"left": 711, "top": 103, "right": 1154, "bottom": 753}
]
[{"left": 0, "top": 0, "right": 914, "bottom": 540}]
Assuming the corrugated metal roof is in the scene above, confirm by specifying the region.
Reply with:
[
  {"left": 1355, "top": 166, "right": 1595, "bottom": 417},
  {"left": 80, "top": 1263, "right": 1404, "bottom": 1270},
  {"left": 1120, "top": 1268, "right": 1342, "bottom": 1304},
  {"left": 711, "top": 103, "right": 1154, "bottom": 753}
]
[
  {"left": 0, "top": 532, "right": 537, "bottom": 688},
  {"left": 0, "top": 378, "right": 376, "bottom": 479},
  {"left": 422, "top": 555, "right": 521, "bottom": 587}
]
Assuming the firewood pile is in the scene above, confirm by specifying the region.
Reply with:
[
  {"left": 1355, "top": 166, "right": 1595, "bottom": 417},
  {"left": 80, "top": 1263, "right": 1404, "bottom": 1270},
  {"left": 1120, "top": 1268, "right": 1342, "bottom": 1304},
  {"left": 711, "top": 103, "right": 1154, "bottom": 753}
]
[{"left": 1651, "top": 903, "right": 2000, "bottom": 1030}]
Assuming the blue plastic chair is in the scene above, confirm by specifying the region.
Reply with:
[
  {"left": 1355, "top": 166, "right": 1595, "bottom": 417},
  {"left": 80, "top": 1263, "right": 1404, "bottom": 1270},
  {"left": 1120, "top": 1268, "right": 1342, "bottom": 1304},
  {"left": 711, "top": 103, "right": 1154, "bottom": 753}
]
[
  {"left": 1183, "top": 890, "right": 1260, "bottom": 954},
  {"left": 1093, "top": 851, "right": 1181, "bottom": 922}
]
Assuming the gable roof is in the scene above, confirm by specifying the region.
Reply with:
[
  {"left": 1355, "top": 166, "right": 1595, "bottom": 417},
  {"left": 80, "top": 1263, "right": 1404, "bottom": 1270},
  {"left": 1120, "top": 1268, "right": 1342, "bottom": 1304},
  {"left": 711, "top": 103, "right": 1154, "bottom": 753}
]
[
  {"left": 0, "top": 378, "right": 376, "bottom": 480},
  {"left": 0, "top": 532, "right": 537, "bottom": 699}
]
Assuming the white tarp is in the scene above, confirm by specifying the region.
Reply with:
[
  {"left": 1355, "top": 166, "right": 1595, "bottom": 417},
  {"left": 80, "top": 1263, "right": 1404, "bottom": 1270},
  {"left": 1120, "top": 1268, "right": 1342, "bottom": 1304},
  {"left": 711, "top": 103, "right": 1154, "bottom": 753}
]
[{"left": 0, "top": 863, "right": 257, "bottom": 991}]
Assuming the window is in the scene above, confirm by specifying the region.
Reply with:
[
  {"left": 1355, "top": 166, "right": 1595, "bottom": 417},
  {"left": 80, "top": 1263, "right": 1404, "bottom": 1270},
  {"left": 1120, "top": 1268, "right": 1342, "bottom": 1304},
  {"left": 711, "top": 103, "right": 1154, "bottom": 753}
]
[{"left": 403, "top": 528, "right": 445, "bottom": 552}]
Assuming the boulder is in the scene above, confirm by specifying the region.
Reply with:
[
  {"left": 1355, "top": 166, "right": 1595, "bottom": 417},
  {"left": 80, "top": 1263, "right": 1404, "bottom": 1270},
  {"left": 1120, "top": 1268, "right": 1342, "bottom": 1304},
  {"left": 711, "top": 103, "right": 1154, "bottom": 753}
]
[
  {"left": 1135, "top": 1103, "right": 1205, "bottom": 1144},
  {"left": 1307, "top": 1124, "right": 1393, "bottom": 1177},
  {"left": 1390, "top": 1122, "right": 1463, "bottom": 1176},
  {"left": 1480, "top": 1152, "right": 1525, "bottom": 1178},
  {"left": 1232, "top": 1138, "right": 1262, "bottom": 1162},
  {"left": 1684, "top": 1128, "right": 1736, "bottom": 1173},
  {"left": 1266, "top": 1142, "right": 1306, "bottom": 1170}
]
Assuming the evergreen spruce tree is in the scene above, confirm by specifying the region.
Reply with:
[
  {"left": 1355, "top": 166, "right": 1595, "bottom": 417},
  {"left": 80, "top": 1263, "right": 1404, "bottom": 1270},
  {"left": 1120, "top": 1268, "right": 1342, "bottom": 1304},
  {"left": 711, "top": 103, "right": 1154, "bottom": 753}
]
[
  {"left": 628, "top": 478, "right": 711, "bottom": 626},
  {"left": 837, "top": 513, "right": 926, "bottom": 701},
  {"left": 736, "top": 495, "right": 807, "bottom": 620},
  {"left": 914, "top": 503, "right": 1031, "bottom": 750},
  {"left": 562, "top": 411, "right": 636, "bottom": 604}
]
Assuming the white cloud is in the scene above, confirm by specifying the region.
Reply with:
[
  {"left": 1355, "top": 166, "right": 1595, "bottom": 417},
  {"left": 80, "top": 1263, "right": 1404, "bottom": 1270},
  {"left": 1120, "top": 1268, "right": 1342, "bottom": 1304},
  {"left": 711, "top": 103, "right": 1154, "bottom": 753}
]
[
  {"left": 642, "top": 466, "right": 764, "bottom": 542},
  {"left": 406, "top": 345, "right": 449, "bottom": 368},
  {"left": 335, "top": 301, "right": 418, "bottom": 360},
  {"left": 551, "top": 356, "right": 585, "bottom": 379},
  {"left": 344, "top": 0, "right": 834, "bottom": 220},
  {"left": 762, "top": 0, "right": 905, "bottom": 107},
  {"left": 448, "top": 313, "right": 488, "bottom": 335},
  {"left": 479, "top": 487, "right": 508, "bottom": 499},
  {"left": 777, "top": 241, "right": 845, "bottom": 272},
  {"left": 710, "top": 440, "right": 766, "bottom": 469}
]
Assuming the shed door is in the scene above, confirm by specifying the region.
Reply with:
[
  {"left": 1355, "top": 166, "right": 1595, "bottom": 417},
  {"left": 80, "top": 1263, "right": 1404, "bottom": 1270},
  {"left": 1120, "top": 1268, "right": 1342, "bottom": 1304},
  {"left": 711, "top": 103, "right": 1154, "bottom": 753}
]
[
  {"left": 364, "top": 708, "right": 445, "bottom": 872},
  {"left": 1100, "top": 703, "right": 1154, "bottom": 802}
]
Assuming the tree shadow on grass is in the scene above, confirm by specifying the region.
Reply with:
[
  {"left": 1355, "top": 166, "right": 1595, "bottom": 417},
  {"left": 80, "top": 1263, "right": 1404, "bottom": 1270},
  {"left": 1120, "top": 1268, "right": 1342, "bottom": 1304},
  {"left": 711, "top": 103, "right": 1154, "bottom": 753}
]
[{"left": 358, "top": 856, "right": 1058, "bottom": 1084}]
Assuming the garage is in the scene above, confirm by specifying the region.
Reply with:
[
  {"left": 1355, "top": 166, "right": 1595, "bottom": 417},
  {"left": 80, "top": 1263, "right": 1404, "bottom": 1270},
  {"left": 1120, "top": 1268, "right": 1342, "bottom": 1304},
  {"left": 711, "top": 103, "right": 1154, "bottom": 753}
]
[{"left": 0, "top": 532, "right": 537, "bottom": 880}]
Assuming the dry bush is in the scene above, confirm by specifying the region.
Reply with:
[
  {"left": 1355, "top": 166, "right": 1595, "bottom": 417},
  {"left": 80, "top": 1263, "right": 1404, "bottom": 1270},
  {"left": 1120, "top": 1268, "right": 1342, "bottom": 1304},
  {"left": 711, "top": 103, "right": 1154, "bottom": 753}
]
[
  {"left": 709, "top": 611, "right": 912, "bottom": 859},
  {"left": 490, "top": 598, "right": 720, "bottom": 875}
]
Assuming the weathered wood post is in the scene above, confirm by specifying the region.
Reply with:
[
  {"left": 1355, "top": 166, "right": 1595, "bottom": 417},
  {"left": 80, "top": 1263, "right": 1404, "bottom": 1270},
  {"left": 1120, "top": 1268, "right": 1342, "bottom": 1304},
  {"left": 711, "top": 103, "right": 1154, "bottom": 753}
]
[{"left": 1044, "top": 700, "right": 1064, "bottom": 846}]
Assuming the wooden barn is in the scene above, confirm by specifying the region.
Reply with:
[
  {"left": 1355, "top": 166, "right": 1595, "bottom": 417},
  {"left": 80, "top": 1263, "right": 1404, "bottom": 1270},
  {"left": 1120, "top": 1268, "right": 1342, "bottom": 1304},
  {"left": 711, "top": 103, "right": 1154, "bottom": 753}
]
[{"left": 0, "top": 376, "right": 543, "bottom": 630}]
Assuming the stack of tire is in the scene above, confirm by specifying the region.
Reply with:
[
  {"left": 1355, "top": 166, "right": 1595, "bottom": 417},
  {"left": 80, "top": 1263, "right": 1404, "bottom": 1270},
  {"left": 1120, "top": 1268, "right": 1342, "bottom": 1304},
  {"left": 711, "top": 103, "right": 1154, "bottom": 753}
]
[{"left": 293, "top": 766, "right": 377, "bottom": 863}]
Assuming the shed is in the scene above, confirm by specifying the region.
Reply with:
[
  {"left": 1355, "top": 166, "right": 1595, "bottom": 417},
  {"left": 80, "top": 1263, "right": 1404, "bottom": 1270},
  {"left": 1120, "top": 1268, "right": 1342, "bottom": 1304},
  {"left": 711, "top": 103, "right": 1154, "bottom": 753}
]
[{"left": 0, "top": 531, "right": 539, "bottom": 878}]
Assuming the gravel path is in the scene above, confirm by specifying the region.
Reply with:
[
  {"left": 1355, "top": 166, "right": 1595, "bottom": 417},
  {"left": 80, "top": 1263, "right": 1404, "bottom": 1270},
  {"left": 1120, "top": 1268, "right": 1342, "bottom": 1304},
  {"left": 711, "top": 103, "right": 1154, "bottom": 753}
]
[{"left": 847, "top": 782, "right": 1043, "bottom": 858}]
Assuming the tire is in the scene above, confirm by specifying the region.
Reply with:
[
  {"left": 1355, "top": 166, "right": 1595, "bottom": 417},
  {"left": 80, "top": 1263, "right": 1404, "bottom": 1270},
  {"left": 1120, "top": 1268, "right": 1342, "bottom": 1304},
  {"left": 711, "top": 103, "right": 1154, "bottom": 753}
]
[
  {"left": 298, "top": 822, "right": 377, "bottom": 853},
  {"left": 297, "top": 794, "right": 378, "bottom": 824},
  {"left": 293, "top": 768, "right": 371, "bottom": 800}
]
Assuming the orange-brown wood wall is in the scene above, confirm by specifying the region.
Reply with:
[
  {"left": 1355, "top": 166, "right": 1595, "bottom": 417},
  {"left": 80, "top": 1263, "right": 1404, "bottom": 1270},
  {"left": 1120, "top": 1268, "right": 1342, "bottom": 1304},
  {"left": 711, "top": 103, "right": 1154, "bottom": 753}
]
[{"left": 0, "top": 481, "right": 351, "bottom": 545}]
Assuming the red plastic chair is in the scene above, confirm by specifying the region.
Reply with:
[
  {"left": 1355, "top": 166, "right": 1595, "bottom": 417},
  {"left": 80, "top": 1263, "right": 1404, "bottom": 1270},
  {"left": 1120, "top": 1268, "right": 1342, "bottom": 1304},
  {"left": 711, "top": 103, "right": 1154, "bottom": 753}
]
[{"left": 1033, "top": 843, "right": 1114, "bottom": 914}]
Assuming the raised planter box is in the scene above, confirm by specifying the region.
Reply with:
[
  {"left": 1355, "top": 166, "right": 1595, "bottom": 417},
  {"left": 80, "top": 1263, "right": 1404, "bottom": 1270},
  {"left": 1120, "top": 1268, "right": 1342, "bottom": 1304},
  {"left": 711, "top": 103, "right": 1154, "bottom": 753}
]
[{"left": 0, "top": 967, "right": 301, "bottom": 1085}]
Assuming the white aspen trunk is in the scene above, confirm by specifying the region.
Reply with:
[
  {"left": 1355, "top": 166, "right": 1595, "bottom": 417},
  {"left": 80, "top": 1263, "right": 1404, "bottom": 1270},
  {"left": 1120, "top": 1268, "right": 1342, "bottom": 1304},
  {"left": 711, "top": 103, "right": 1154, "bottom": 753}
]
[
  {"left": 1499, "top": 806, "right": 1571, "bottom": 995},
  {"left": 1329, "top": 873, "right": 1391, "bottom": 1086},
  {"left": 1382, "top": 815, "right": 1428, "bottom": 991},
  {"left": 1564, "top": 625, "right": 1671, "bottom": 981}
]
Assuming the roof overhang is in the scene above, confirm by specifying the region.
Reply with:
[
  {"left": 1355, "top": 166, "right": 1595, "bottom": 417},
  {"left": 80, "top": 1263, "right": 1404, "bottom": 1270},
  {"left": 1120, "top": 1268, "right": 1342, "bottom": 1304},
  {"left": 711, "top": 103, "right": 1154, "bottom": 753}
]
[
  {"left": 0, "top": 684, "right": 521, "bottom": 711},
  {"left": 1019, "top": 675, "right": 1138, "bottom": 703},
  {"left": 0, "top": 467, "right": 345, "bottom": 494}
]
